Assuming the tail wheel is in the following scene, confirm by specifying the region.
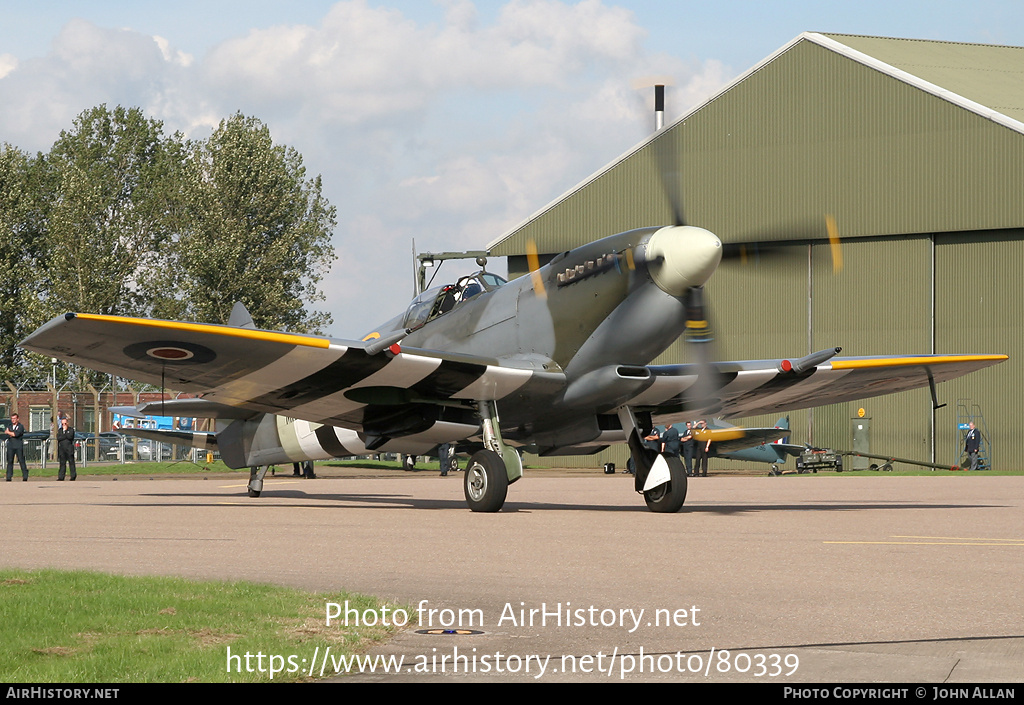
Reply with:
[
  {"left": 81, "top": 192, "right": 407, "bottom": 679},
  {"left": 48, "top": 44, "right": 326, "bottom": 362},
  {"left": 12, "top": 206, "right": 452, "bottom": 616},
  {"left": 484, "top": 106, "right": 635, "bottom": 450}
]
[
  {"left": 464, "top": 450, "right": 508, "bottom": 513},
  {"left": 643, "top": 455, "right": 688, "bottom": 513},
  {"left": 403, "top": 455, "right": 416, "bottom": 471}
]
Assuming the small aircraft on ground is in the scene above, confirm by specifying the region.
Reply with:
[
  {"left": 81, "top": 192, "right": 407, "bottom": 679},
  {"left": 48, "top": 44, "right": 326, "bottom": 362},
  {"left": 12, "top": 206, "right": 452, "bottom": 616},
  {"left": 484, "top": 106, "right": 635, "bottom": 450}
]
[
  {"left": 21, "top": 225, "right": 1006, "bottom": 513},
  {"left": 702, "top": 417, "right": 803, "bottom": 473}
]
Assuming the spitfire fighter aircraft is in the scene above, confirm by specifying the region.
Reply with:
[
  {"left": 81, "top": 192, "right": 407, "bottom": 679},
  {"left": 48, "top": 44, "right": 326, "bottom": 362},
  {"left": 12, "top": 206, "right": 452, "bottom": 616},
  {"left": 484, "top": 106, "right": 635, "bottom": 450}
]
[
  {"left": 697, "top": 417, "right": 803, "bottom": 474},
  {"left": 20, "top": 215, "right": 1007, "bottom": 513}
]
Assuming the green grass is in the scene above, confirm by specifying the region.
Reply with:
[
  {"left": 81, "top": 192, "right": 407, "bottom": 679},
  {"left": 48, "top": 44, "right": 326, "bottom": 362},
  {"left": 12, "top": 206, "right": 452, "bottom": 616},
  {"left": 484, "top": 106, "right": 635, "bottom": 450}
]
[
  {"left": 26, "top": 457, "right": 449, "bottom": 477},
  {"left": 25, "top": 460, "right": 243, "bottom": 477},
  {"left": 323, "top": 459, "right": 419, "bottom": 470},
  {"left": 0, "top": 569, "right": 403, "bottom": 682}
]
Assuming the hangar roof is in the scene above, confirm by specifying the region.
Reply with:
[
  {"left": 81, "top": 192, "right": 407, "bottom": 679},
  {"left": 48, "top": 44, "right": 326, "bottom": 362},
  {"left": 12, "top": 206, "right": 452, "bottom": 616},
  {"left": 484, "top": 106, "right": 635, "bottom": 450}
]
[
  {"left": 820, "top": 33, "right": 1024, "bottom": 125},
  {"left": 490, "top": 32, "right": 1024, "bottom": 256}
]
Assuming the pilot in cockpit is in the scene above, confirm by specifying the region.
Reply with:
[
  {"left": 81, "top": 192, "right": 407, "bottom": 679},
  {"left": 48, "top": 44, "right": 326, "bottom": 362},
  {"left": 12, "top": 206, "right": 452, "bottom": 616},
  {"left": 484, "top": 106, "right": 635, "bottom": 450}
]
[{"left": 460, "top": 278, "right": 483, "bottom": 301}]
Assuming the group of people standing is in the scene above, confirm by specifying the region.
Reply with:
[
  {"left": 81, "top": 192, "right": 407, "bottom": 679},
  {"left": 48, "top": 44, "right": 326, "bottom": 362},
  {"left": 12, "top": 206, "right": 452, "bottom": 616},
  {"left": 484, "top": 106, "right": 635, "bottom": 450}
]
[
  {"left": 646, "top": 420, "right": 712, "bottom": 477},
  {"left": 4, "top": 413, "right": 77, "bottom": 482}
]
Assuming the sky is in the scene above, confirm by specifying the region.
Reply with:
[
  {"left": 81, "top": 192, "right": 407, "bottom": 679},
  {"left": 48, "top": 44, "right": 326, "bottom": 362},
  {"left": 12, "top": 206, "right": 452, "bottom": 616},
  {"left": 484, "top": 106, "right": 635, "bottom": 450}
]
[{"left": 3, "top": 0, "right": 1023, "bottom": 337}]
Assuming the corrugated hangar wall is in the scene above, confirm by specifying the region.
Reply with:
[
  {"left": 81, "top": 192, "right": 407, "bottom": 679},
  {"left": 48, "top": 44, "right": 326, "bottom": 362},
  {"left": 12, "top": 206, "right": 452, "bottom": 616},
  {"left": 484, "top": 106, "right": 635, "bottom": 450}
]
[
  {"left": 495, "top": 34, "right": 1024, "bottom": 470},
  {"left": 934, "top": 230, "right": 1024, "bottom": 468}
]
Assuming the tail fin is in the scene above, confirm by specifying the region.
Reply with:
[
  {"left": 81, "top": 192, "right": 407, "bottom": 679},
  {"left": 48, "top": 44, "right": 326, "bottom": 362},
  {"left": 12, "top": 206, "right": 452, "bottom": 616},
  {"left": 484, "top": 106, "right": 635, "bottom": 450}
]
[
  {"left": 773, "top": 416, "right": 790, "bottom": 444},
  {"left": 228, "top": 301, "right": 256, "bottom": 329}
]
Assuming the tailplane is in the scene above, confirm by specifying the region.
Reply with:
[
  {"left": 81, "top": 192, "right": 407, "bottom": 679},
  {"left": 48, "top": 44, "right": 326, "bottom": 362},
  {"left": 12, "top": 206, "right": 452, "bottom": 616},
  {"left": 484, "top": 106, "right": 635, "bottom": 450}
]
[{"left": 119, "top": 426, "right": 217, "bottom": 451}]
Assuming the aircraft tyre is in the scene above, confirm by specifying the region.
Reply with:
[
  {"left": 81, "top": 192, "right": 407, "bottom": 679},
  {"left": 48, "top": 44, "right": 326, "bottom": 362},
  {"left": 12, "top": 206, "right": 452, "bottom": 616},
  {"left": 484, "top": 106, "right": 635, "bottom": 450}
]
[
  {"left": 643, "top": 455, "right": 687, "bottom": 513},
  {"left": 464, "top": 450, "right": 508, "bottom": 513},
  {"left": 247, "top": 466, "right": 267, "bottom": 498},
  {"left": 403, "top": 455, "right": 416, "bottom": 471}
]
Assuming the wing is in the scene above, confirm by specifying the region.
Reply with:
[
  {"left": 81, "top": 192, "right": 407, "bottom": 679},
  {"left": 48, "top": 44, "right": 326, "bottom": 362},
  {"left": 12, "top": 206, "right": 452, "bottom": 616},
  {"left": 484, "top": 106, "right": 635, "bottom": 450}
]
[
  {"left": 692, "top": 426, "right": 795, "bottom": 454},
  {"left": 20, "top": 314, "right": 564, "bottom": 440},
  {"left": 629, "top": 354, "right": 1008, "bottom": 421},
  {"left": 774, "top": 443, "right": 806, "bottom": 458}
]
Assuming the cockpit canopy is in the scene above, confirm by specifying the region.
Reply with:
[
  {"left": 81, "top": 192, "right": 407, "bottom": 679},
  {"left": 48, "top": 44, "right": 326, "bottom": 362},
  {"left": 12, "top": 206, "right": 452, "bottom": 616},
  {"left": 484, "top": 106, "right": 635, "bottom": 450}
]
[{"left": 404, "top": 272, "right": 507, "bottom": 330}]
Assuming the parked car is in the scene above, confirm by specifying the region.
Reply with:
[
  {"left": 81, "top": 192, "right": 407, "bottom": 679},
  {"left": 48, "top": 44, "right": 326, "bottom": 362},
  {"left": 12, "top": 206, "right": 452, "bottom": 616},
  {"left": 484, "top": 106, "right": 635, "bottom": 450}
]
[
  {"left": 23, "top": 430, "right": 50, "bottom": 442},
  {"left": 135, "top": 439, "right": 173, "bottom": 461},
  {"left": 74, "top": 432, "right": 125, "bottom": 460}
]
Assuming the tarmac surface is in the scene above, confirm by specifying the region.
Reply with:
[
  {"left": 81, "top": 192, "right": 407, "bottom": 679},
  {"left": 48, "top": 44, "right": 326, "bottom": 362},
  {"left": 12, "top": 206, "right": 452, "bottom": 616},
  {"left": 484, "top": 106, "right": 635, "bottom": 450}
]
[{"left": 1, "top": 466, "right": 1022, "bottom": 683}]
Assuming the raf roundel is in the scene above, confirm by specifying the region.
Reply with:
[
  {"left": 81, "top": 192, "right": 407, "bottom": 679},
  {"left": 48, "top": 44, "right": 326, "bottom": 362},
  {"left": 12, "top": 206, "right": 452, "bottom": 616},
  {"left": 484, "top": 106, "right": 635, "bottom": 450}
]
[
  {"left": 122, "top": 340, "right": 217, "bottom": 365},
  {"left": 148, "top": 346, "right": 194, "bottom": 360}
]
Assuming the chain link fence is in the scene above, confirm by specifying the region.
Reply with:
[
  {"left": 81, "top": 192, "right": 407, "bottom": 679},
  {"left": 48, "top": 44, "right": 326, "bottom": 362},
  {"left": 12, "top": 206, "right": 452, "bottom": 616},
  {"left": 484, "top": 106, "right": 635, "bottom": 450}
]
[
  {"left": 2, "top": 381, "right": 213, "bottom": 469},
  {"left": 2, "top": 436, "right": 209, "bottom": 468}
]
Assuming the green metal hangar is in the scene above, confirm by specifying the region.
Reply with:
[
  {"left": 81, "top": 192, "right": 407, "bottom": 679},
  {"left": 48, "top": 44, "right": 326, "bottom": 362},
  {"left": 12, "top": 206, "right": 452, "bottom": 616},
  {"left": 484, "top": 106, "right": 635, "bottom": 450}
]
[{"left": 488, "top": 32, "right": 1024, "bottom": 471}]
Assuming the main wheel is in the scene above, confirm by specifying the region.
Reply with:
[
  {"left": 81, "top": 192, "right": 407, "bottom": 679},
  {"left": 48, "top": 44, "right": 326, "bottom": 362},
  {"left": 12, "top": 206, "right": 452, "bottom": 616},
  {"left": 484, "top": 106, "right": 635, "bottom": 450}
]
[
  {"left": 248, "top": 488, "right": 261, "bottom": 498},
  {"left": 643, "top": 455, "right": 687, "bottom": 513},
  {"left": 464, "top": 450, "right": 508, "bottom": 512}
]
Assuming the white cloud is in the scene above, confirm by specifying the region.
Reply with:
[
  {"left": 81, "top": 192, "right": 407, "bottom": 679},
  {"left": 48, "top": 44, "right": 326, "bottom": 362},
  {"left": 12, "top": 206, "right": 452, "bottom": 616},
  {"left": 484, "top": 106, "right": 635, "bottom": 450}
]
[
  {"left": 49, "top": 19, "right": 170, "bottom": 84},
  {"left": 153, "top": 35, "right": 194, "bottom": 67},
  {"left": 199, "top": 0, "right": 657, "bottom": 127},
  {"left": 0, "top": 54, "right": 17, "bottom": 80},
  {"left": 0, "top": 19, "right": 198, "bottom": 152}
]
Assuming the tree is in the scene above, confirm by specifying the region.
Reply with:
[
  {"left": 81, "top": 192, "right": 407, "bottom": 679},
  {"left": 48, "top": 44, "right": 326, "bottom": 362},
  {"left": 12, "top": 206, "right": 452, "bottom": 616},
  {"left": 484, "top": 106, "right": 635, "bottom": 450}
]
[
  {"left": 0, "top": 144, "right": 45, "bottom": 380},
  {"left": 153, "top": 113, "right": 336, "bottom": 332},
  {"left": 12, "top": 105, "right": 189, "bottom": 387},
  {"left": 36, "top": 105, "right": 186, "bottom": 320},
  {"left": 2, "top": 107, "right": 336, "bottom": 386}
]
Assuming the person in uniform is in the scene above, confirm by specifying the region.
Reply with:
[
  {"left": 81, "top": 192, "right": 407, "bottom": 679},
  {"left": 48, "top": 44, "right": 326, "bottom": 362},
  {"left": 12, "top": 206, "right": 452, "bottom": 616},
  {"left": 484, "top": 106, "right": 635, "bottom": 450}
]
[
  {"left": 964, "top": 421, "right": 981, "bottom": 471},
  {"left": 438, "top": 443, "right": 452, "bottom": 477},
  {"left": 56, "top": 416, "right": 77, "bottom": 481},
  {"left": 5, "top": 413, "right": 28, "bottom": 481},
  {"left": 694, "top": 419, "right": 711, "bottom": 477},
  {"left": 681, "top": 421, "right": 695, "bottom": 476},
  {"left": 642, "top": 428, "right": 661, "bottom": 452},
  {"left": 660, "top": 423, "right": 681, "bottom": 457}
]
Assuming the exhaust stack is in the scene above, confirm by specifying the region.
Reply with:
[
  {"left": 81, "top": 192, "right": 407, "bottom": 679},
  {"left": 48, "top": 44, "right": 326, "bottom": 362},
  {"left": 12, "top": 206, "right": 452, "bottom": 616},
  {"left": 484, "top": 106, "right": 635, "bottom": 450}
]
[{"left": 654, "top": 84, "right": 665, "bottom": 131}]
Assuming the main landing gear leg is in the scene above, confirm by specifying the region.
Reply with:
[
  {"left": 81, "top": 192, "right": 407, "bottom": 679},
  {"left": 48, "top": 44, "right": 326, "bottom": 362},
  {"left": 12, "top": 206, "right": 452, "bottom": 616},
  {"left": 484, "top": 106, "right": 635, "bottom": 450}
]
[
  {"left": 248, "top": 465, "right": 270, "bottom": 497},
  {"left": 617, "top": 407, "right": 687, "bottom": 513},
  {"left": 464, "top": 400, "right": 522, "bottom": 512}
]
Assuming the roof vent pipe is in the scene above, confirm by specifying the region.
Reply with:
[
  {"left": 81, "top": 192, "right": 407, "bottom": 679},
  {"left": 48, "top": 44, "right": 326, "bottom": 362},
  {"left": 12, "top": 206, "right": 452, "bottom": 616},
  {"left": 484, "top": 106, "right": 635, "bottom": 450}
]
[{"left": 654, "top": 84, "right": 665, "bottom": 131}]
